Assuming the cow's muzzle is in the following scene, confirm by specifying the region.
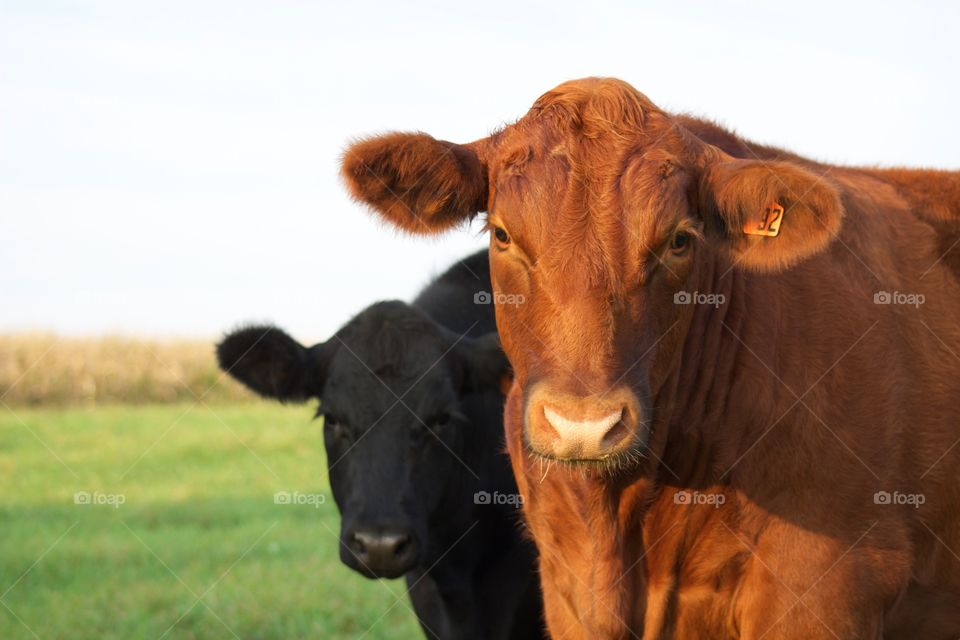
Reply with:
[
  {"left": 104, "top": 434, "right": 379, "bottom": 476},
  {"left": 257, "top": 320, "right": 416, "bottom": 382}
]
[
  {"left": 341, "top": 526, "right": 419, "bottom": 579},
  {"left": 524, "top": 384, "right": 645, "bottom": 461}
]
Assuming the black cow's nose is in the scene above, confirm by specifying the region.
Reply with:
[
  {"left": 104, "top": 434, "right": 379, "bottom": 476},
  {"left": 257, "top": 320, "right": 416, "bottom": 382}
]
[{"left": 345, "top": 529, "right": 418, "bottom": 578}]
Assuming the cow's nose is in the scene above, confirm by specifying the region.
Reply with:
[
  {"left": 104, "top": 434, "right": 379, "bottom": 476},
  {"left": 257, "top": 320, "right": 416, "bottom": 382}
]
[
  {"left": 345, "top": 529, "right": 418, "bottom": 578},
  {"left": 525, "top": 385, "right": 642, "bottom": 460}
]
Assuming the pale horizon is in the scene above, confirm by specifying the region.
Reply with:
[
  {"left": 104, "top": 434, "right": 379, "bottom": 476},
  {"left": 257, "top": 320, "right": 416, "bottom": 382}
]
[{"left": 3, "top": 0, "right": 957, "bottom": 342}]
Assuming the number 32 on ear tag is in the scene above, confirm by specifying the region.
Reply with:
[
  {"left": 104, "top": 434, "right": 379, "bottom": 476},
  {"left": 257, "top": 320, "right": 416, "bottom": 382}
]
[{"left": 743, "top": 203, "right": 784, "bottom": 237}]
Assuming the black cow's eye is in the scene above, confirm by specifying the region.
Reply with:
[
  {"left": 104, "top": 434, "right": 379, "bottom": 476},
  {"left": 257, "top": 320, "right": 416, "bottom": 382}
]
[
  {"left": 670, "top": 231, "right": 691, "bottom": 254},
  {"left": 323, "top": 416, "right": 349, "bottom": 441},
  {"left": 434, "top": 412, "right": 450, "bottom": 428},
  {"left": 493, "top": 226, "right": 510, "bottom": 248},
  {"left": 410, "top": 420, "right": 430, "bottom": 441}
]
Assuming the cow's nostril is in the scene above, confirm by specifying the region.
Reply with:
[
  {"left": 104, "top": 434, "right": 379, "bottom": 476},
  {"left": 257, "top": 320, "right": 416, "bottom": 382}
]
[
  {"left": 393, "top": 535, "right": 411, "bottom": 558},
  {"left": 600, "top": 420, "right": 630, "bottom": 450},
  {"left": 350, "top": 532, "right": 367, "bottom": 554}
]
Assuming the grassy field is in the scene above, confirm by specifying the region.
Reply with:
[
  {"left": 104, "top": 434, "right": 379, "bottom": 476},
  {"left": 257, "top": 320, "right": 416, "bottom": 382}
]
[{"left": 0, "top": 402, "right": 423, "bottom": 639}]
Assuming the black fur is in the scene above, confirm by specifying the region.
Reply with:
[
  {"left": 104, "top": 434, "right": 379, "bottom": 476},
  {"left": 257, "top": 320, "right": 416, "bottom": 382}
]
[{"left": 217, "top": 250, "right": 544, "bottom": 640}]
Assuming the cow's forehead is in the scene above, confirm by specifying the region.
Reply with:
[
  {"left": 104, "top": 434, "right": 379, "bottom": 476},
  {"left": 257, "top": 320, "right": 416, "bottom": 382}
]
[
  {"left": 324, "top": 305, "right": 454, "bottom": 396},
  {"left": 487, "top": 101, "right": 693, "bottom": 293},
  {"left": 323, "top": 345, "right": 453, "bottom": 424},
  {"left": 331, "top": 331, "right": 447, "bottom": 384},
  {"left": 527, "top": 77, "right": 654, "bottom": 136},
  {"left": 486, "top": 86, "right": 690, "bottom": 224},
  {"left": 486, "top": 77, "right": 693, "bottom": 171}
]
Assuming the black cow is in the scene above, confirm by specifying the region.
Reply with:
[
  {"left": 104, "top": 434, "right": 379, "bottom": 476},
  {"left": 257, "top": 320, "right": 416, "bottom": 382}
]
[{"left": 217, "top": 250, "right": 544, "bottom": 640}]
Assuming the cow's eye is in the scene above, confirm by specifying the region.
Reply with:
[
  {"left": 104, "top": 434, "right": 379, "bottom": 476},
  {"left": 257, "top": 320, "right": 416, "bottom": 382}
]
[
  {"left": 410, "top": 420, "right": 431, "bottom": 441},
  {"left": 493, "top": 226, "right": 510, "bottom": 249},
  {"left": 433, "top": 411, "right": 450, "bottom": 428},
  {"left": 670, "top": 231, "right": 691, "bottom": 254},
  {"left": 323, "top": 416, "right": 349, "bottom": 441}
]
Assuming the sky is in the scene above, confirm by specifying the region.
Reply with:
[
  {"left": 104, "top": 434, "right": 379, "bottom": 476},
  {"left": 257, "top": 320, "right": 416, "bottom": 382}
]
[{"left": 1, "top": 0, "right": 957, "bottom": 341}]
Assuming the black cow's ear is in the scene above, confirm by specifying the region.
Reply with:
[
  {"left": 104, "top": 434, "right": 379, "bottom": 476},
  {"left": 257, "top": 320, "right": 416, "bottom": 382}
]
[
  {"left": 453, "top": 332, "right": 509, "bottom": 393},
  {"left": 216, "top": 325, "right": 333, "bottom": 402}
]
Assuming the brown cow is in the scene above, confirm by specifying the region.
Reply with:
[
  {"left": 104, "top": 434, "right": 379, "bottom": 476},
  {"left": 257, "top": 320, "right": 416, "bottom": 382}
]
[{"left": 340, "top": 77, "right": 960, "bottom": 639}]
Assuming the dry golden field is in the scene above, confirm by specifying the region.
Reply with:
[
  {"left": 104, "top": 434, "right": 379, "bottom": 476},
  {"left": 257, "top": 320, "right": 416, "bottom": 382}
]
[{"left": 0, "top": 333, "right": 254, "bottom": 406}]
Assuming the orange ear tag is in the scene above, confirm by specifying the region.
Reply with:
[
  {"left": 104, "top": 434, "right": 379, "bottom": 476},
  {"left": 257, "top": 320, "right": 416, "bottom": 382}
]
[{"left": 743, "top": 202, "right": 784, "bottom": 237}]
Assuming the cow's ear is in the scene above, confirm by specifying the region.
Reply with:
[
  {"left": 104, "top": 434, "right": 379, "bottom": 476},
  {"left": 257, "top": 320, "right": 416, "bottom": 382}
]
[
  {"left": 700, "top": 158, "right": 844, "bottom": 272},
  {"left": 216, "top": 326, "right": 332, "bottom": 402},
  {"left": 341, "top": 132, "right": 488, "bottom": 234},
  {"left": 450, "top": 332, "right": 509, "bottom": 393}
]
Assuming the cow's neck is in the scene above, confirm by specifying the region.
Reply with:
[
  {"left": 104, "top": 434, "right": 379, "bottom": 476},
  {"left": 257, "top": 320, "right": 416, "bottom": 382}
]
[{"left": 653, "top": 251, "right": 749, "bottom": 489}]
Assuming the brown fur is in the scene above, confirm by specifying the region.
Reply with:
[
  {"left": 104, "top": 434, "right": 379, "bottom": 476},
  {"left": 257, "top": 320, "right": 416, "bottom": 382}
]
[
  {"left": 340, "top": 132, "right": 487, "bottom": 233},
  {"left": 702, "top": 158, "right": 844, "bottom": 271},
  {"left": 342, "top": 77, "right": 960, "bottom": 639}
]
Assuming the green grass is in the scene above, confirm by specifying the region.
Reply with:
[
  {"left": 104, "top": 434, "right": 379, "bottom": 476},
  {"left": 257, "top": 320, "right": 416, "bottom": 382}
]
[{"left": 0, "top": 403, "right": 423, "bottom": 639}]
